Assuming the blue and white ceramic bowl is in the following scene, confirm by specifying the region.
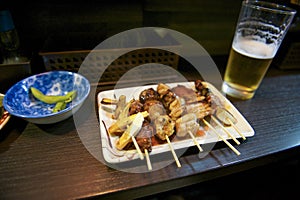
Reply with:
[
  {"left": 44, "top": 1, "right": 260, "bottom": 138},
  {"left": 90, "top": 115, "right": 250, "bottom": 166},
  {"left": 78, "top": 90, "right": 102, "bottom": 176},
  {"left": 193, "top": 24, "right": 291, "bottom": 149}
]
[{"left": 3, "top": 71, "right": 90, "bottom": 124}]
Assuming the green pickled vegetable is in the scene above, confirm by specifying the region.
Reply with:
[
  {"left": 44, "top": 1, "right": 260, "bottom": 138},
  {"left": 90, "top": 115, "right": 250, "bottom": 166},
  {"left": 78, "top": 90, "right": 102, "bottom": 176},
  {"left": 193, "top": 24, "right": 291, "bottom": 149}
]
[
  {"left": 52, "top": 101, "right": 67, "bottom": 113},
  {"left": 30, "top": 87, "right": 76, "bottom": 104},
  {"left": 30, "top": 87, "right": 77, "bottom": 113}
]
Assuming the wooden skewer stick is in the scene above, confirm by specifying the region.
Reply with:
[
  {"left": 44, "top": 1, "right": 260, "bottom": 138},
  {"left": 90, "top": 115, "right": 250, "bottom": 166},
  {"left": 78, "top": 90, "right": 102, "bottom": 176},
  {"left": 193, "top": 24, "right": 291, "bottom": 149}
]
[
  {"left": 202, "top": 119, "right": 241, "bottom": 156},
  {"left": 131, "top": 136, "right": 144, "bottom": 160},
  {"left": 226, "top": 117, "right": 246, "bottom": 140},
  {"left": 188, "top": 131, "right": 203, "bottom": 152},
  {"left": 165, "top": 135, "right": 181, "bottom": 168},
  {"left": 144, "top": 149, "right": 152, "bottom": 171},
  {"left": 211, "top": 116, "right": 240, "bottom": 145}
]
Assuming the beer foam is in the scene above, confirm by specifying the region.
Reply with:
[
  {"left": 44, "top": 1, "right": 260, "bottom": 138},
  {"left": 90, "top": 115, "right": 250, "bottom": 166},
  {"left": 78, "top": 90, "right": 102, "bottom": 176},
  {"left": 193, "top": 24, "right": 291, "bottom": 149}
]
[{"left": 233, "top": 39, "right": 276, "bottom": 59}]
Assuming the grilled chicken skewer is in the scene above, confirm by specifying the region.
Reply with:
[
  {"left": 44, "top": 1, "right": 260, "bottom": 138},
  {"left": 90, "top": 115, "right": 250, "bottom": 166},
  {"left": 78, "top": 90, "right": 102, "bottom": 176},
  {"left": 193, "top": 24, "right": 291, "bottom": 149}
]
[
  {"left": 103, "top": 80, "right": 243, "bottom": 167},
  {"left": 215, "top": 107, "right": 246, "bottom": 140},
  {"left": 153, "top": 115, "right": 175, "bottom": 141},
  {"left": 136, "top": 123, "right": 153, "bottom": 153},
  {"left": 151, "top": 114, "right": 181, "bottom": 167},
  {"left": 131, "top": 136, "right": 144, "bottom": 160},
  {"left": 157, "top": 82, "right": 215, "bottom": 121},
  {"left": 175, "top": 113, "right": 199, "bottom": 138},
  {"left": 226, "top": 117, "right": 246, "bottom": 140},
  {"left": 211, "top": 115, "right": 240, "bottom": 145},
  {"left": 143, "top": 93, "right": 180, "bottom": 167},
  {"left": 202, "top": 119, "right": 241, "bottom": 156},
  {"left": 158, "top": 81, "right": 241, "bottom": 155},
  {"left": 175, "top": 113, "right": 203, "bottom": 152},
  {"left": 136, "top": 123, "right": 153, "bottom": 170},
  {"left": 144, "top": 149, "right": 152, "bottom": 170},
  {"left": 165, "top": 134, "right": 181, "bottom": 167},
  {"left": 188, "top": 131, "right": 203, "bottom": 152}
]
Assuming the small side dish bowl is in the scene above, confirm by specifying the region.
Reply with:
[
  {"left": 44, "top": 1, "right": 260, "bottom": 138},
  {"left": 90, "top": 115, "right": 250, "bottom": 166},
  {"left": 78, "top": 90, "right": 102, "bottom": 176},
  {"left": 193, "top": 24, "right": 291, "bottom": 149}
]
[{"left": 3, "top": 71, "right": 90, "bottom": 124}]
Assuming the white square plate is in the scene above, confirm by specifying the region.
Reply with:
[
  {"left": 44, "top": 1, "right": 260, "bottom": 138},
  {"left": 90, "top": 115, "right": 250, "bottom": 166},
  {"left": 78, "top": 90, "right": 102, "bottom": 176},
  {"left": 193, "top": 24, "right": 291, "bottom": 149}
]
[{"left": 98, "top": 82, "right": 255, "bottom": 163}]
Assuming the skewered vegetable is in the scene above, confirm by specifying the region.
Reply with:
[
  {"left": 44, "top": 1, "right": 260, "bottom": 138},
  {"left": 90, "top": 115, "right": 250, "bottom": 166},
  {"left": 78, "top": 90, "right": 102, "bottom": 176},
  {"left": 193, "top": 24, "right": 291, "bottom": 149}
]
[
  {"left": 114, "top": 95, "right": 126, "bottom": 119},
  {"left": 108, "top": 111, "right": 148, "bottom": 135},
  {"left": 116, "top": 112, "right": 144, "bottom": 150}
]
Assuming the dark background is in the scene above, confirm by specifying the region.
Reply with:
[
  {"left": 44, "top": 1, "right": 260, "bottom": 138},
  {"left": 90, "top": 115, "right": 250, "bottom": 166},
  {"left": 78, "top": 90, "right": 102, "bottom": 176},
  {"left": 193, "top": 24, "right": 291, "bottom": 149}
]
[
  {"left": 1, "top": 0, "right": 299, "bottom": 70},
  {"left": 1, "top": 1, "right": 300, "bottom": 199}
]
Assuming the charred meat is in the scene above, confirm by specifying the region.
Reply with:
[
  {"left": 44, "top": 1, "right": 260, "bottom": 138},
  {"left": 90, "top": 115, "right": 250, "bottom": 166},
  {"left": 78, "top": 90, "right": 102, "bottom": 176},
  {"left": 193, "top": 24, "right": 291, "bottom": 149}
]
[
  {"left": 154, "top": 115, "right": 175, "bottom": 140},
  {"left": 139, "top": 88, "right": 159, "bottom": 104},
  {"left": 129, "top": 99, "right": 144, "bottom": 115},
  {"left": 136, "top": 122, "right": 153, "bottom": 153}
]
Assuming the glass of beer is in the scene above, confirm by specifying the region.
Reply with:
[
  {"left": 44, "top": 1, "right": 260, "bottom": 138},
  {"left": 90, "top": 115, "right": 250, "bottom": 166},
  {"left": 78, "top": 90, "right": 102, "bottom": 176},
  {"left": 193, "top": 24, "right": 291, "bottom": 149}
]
[{"left": 222, "top": 1, "right": 296, "bottom": 100}]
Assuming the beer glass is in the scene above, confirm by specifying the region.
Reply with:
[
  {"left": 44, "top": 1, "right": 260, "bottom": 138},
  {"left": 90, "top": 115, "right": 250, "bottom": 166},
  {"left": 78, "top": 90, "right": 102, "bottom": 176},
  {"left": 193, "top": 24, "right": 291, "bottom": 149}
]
[{"left": 222, "top": 1, "right": 296, "bottom": 99}]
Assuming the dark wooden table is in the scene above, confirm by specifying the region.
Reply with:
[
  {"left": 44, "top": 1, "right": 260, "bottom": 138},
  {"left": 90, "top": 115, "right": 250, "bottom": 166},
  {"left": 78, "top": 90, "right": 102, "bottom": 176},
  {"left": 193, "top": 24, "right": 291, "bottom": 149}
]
[{"left": 1, "top": 66, "right": 300, "bottom": 200}]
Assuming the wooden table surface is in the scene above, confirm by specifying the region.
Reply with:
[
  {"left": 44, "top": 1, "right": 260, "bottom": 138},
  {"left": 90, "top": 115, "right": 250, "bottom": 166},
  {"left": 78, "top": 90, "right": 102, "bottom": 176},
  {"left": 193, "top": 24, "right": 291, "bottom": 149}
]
[{"left": 1, "top": 67, "right": 300, "bottom": 200}]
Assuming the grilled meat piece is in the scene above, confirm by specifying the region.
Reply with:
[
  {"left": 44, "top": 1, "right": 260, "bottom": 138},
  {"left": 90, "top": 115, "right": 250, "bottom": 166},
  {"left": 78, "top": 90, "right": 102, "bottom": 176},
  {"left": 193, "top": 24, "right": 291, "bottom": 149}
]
[
  {"left": 157, "top": 83, "right": 170, "bottom": 96},
  {"left": 172, "top": 85, "right": 198, "bottom": 104},
  {"left": 185, "top": 102, "right": 213, "bottom": 119},
  {"left": 129, "top": 99, "right": 144, "bottom": 115},
  {"left": 175, "top": 113, "right": 200, "bottom": 137},
  {"left": 148, "top": 101, "right": 166, "bottom": 121},
  {"left": 194, "top": 80, "right": 207, "bottom": 94},
  {"left": 194, "top": 80, "right": 223, "bottom": 111},
  {"left": 194, "top": 80, "right": 211, "bottom": 103},
  {"left": 157, "top": 83, "right": 182, "bottom": 117},
  {"left": 154, "top": 115, "right": 175, "bottom": 140},
  {"left": 139, "top": 88, "right": 159, "bottom": 104},
  {"left": 136, "top": 123, "right": 153, "bottom": 152},
  {"left": 143, "top": 100, "right": 163, "bottom": 113},
  {"left": 161, "top": 90, "right": 177, "bottom": 110}
]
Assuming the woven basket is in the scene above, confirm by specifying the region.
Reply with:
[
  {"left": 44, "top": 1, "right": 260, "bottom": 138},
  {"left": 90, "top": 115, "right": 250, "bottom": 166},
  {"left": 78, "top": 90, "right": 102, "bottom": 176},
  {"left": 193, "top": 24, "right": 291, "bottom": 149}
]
[{"left": 39, "top": 47, "right": 180, "bottom": 85}]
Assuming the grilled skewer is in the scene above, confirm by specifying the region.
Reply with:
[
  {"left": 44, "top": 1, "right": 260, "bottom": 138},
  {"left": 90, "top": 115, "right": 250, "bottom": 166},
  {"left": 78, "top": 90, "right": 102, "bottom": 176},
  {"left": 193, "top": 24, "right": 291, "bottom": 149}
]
[
  {"left": 100, "top": 97, "right": 118, "bottom": 105},
  {"left": 188, "top": 131, "right": 203, "bottom": 152},
  {"left": 108, "top": 111, "right": 148, "bottom": 136},
  {"left": 115, "top": 112, "right": 144, "bottom": 151},
  {"left": 203, "top": 119, "right": 241, "bottom": 156},
  {"left": 102, "top": 80, "right": 245, "bottom": 169},
  {"left": 136, "top": 123, "right": 153, "bottom": 170},
  {"left": 136, "top": 123, "right": 153, "bottom": 153},
  {"left": 165, "top": 135, "right": 181, "bottom": 167},
  {"left": 211, "top": 115, "right": 240, "bottom": 145},
  {"left": 215, "top": 107, "right": 246, "bottom": 140},
  {"left": 175, "top": 113, "right": 199, "bottom": 138},
  {"left": 227, "top": 117, "right": 246, "bottom": 140},
  {"left": 153, "top": 115, "right": 175, "bottom": 141}
]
